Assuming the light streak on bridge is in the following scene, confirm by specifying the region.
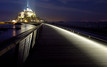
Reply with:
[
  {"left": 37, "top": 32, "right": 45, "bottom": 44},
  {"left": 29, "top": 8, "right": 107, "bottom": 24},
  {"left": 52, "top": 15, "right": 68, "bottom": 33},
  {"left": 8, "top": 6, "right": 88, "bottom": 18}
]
[{"left": 46, "top": 24, "right": 107, "bottom": 67}]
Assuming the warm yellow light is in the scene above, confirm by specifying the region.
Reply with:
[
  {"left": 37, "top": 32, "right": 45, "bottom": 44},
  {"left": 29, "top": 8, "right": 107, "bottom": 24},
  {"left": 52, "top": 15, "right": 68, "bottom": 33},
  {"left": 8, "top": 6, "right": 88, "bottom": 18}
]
[
  {"left": 0, "top": 22, "right": 4, "bottom": 23},
  {"left": 12, "top": 20, "right": 17, "bottom": 23},
  {"left": 20, "top": 12, "right": 24, "bottom": 18},
  {"left": 27, "top": 12, "right": 33, "bottom": 17},
  {"left": 36, "top": 20, "right": 40, "bottom": 22},
  {"left": 24, "top": 20, "right": 28, "bottom": 22},
  {"left": 27, "top": 8, "right": 33, "bottom": 12},
  {"left": 40, "top": 20, "right": 44, "bottom": 22}
]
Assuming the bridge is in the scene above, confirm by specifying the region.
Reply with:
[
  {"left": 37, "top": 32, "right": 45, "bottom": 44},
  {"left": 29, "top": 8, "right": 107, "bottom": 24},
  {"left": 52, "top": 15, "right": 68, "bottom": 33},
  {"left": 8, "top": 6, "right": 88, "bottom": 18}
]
[
  {"left": 0, "top": 23, "right": 107, "bottom": 67},
  {"left": 0, "top": 0, "right": 107, "bottom": 67}
]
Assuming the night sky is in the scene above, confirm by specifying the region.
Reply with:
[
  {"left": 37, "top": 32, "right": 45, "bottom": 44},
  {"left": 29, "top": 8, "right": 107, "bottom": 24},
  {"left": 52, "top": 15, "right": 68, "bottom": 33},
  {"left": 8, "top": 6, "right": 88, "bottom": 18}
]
[{"left": 0, "top": 0, "right": 107, "bottom": 22}]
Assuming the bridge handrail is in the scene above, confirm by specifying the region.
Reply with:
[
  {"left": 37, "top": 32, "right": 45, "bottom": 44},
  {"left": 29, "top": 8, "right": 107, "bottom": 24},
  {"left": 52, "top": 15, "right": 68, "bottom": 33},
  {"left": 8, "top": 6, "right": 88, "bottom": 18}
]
[
  {"left": 0, "top": 23, "right": 42, "bottom": 56},
  {"left": 50, "top": 24, "right": 107, "bottom": 44}
]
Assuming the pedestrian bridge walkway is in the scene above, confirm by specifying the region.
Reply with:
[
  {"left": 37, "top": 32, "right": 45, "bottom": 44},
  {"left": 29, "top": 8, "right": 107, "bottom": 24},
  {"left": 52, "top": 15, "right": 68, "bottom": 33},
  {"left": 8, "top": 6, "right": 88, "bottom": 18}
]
[
  {"left": 23, "top": 24, "right": 107, "bottom": 67},
  {"left": 0, "top": 23, "right": 107, "bottom": 67}
]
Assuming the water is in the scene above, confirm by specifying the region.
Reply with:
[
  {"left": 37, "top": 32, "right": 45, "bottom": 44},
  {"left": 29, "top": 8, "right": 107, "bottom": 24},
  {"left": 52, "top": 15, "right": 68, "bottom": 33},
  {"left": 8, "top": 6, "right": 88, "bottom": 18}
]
[{"left": 0, "top": 24, "right": 36, "bottom": 43}]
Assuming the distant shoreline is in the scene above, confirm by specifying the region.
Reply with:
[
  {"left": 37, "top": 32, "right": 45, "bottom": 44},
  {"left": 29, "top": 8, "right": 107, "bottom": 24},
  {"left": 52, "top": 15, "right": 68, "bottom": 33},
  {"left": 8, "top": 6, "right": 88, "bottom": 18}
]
[{"left": 0, "top": 22, "right": 14, "bottom": 24}]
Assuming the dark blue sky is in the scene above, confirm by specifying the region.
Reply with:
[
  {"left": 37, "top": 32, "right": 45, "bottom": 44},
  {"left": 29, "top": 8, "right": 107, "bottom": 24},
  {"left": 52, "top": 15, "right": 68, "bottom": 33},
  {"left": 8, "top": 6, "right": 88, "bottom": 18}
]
[{"left": 0, "top": 0, "right": 107, "bottom": 22}]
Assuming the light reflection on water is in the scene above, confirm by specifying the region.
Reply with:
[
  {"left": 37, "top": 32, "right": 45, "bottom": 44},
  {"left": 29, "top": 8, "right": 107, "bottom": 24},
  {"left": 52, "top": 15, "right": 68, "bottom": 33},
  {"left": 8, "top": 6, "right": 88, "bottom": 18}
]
[
  {"left": 0, "top": 24, "right": 36, "bottom": 43},
  {"left": 13, "top": 25, "right": 16, "bottom": 37},
  {"left": 19, "top": 24, "right": 35, "bottom": 33}
]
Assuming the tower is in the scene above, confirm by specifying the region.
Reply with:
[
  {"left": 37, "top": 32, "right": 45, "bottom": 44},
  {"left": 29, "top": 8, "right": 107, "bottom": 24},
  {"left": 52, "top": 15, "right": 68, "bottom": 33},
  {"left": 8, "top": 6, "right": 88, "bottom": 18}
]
[
  {"left": 16, "top": 0, "right": 37, "bottom": 22},
  {"left": 26, "top": 0, "right": 32, "bottom": 11},
  {"left": 12, "top": 0, "right": 44, "bottom": 23}
]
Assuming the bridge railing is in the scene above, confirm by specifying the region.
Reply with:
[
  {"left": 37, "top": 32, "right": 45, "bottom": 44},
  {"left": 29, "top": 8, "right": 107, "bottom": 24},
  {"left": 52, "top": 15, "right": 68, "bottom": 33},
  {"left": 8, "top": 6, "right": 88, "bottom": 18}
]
[
  {"left": 48, "top": 23, "right": 107, "bottom": 44},
  {"left": 0, "top": 23, "right": 42, "bottom": 67}
]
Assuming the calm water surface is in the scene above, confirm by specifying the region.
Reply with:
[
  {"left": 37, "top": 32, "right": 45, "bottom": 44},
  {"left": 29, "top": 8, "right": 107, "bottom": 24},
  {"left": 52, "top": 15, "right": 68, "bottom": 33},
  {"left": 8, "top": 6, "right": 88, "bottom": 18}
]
[{"left": 0, "top": 24, "right": 36, "bottom": 43}]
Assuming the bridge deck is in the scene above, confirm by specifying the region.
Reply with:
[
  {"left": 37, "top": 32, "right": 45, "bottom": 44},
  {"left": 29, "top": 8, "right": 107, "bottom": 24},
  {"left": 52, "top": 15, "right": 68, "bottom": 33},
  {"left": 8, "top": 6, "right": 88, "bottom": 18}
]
[{"left": 23, "top": 24, "right": 106, "bottom": 67}]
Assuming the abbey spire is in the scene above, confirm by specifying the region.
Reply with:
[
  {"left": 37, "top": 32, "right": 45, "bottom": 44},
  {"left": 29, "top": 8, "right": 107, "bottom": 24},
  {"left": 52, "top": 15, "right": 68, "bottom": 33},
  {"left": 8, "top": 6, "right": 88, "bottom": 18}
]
[{"left": 12, "top": 0, "right": 44, "bottom": 23}]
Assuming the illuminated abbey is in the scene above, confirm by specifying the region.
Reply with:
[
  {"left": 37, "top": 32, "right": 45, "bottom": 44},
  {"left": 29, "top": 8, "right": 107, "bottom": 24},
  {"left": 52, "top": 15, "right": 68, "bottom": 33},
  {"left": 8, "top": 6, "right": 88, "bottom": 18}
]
[{"left": 12, "top": 0, "right": 44, "bottom": 23}]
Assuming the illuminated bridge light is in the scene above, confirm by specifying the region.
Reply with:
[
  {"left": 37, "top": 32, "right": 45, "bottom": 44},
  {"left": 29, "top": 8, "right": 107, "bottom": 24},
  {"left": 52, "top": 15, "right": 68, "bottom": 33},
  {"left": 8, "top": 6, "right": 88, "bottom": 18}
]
[{"left": 46, "top": 24, "right": 107, "bottom": 67}]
